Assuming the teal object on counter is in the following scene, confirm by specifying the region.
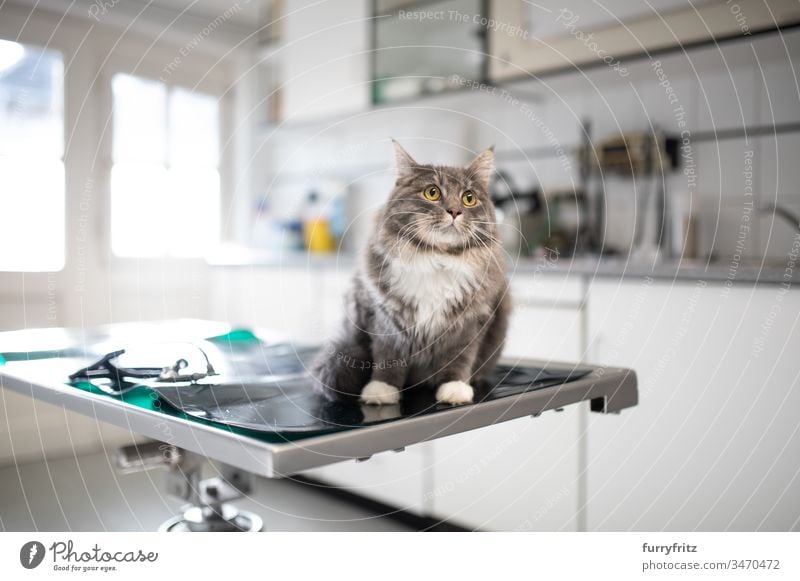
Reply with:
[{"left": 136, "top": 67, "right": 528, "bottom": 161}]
[{"left": 206, "top": 328, "right": 260, "bottom": 343}]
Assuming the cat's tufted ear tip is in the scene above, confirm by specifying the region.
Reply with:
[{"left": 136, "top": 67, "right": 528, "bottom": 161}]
[
  {"left": 468, "top": 147, "right": 496, "bottom": 187},
  {"left": 392, "top": 139, "right": 418, "bottom": 177}
]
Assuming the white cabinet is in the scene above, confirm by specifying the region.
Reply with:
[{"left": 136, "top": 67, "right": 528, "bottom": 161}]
[
  {"left": 281, "top": 0, "right": 370, "bottom": 122},
  {"left": 426, "top": 408, "right": 582, "bottom": 530},
  {"left": 586, "top": 278, "right": 800, "bottom": 531},
  {"left": 504, "top": 308, "right": 583, "bottom": 364},
  {"left": 302, "top": 445, "right": 432, "bottom": 515},
  {"left": 488, "top": 1, "right": 800, "bottom": 82},
  {"left": 504, "top": 270, "right": 585, "bottom": 364}
]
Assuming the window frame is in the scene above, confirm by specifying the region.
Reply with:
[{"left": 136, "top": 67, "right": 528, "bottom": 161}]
[
  {"left": 100, "top": 59, "right": 233, "bottom": 267},
  {"left": 108, "top": 71, "right": 224, "bottom": 259}
]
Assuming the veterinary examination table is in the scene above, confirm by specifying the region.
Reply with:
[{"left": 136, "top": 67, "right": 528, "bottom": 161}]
[{"left": 0, "top": 320, "right": 637, "bottom": 531}]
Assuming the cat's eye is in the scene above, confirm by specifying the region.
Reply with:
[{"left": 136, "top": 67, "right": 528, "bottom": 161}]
[
  {"left": 423, "top": 185, "right": 441, "bottom": 201},
  {"left": 461, "top": 190, "right": 478, "bottom": 207}
]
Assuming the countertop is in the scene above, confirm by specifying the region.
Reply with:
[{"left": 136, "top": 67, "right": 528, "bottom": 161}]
[
  {"left": 207, "top": 247, "right": 798, "bottom": 286},
  {"left": 510, "top": 254, "right": 798, "bottom": 285}
]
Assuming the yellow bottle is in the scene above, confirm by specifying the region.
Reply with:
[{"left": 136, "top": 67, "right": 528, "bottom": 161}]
[
  {"left": 303, "top": 192, "right": 336, "bottom": 253},
  {"left": 304, "top": 218, "right": 336, "bottom": 253}
]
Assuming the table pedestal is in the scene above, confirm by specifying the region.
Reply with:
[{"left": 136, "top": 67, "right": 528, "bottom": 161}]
[{"left": 116, "top": 441, "right": 264, "bottom": 532}]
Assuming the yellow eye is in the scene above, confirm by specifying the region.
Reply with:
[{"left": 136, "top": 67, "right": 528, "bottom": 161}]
[
  {"left": 423, "top": 185, "right": 441, "bottom": 201},
  {"left": 461, "top": 190, "right": 478, "bottom": 207}
]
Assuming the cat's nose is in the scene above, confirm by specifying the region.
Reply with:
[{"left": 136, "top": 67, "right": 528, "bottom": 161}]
[{"left": 448, "top": 208, "right": 462, "bottom": 220}]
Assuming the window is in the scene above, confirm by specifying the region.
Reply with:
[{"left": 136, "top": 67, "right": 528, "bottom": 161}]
[
  {"left": 111, "top": 73, "right": 220, "bottom": 257},
  {"left": 0, "top": 39, "right": 64, "bottom": 272}
]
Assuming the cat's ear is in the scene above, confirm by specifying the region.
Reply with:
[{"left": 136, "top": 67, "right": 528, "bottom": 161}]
[
  {"left": 467, "top": 146, "right": 495, "bottom": 189},
  {"left": 392, "top": 140, "right": 419, "bottom": 178}
]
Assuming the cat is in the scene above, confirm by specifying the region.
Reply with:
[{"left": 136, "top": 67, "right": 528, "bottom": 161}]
[{"left": 311, "top": 141, "right": 510, "bottom": 405}]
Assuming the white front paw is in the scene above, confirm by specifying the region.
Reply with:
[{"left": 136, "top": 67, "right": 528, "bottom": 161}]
[
  {"left": 436, "top": 381, "right": 474, "bottom": 405},
  {"left": 360, "top": 380, "right": 401, "bottom": 405}
]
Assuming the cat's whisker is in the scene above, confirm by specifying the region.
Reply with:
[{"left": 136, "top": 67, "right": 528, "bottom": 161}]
[
  {"left": 394, "top": 220, "right": 428, "bottom": 247},
  {"left": 398, "top": 222, "right": 436, "bottom": 253},
  {"left": 380, "top": 220, "right": 428, "bottom": 277},
  {"left": 397, "top": 220, "right": 427, "bottom": 245},
  {"left": 466, "top": 229, "right": 506, "bottom": 272},
  {"left": 473, "top": 221, "right": 528, "bottom": 240},
  {"left": 475, "top": 232, "right": 501, "bottom": 246}
]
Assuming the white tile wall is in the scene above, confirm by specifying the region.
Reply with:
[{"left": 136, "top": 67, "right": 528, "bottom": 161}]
[
  {"left": 535, "top": 157, "right": 580, "bottom": 191},
  {"left": 638, "top": 74, "right": 695, "bottom": 133},
  {"left": 758, "top": 59, "right": 800, "bottom": 126},
  {"left": 542, "top": 87, "right": 588, "bottom": 148},
  {"left": 492, "top": 94, "right": 548, "bottom": 153},
  {"left": 695, "top": 138, "right": 754, "bottom": 201},
  {"left": 586, "top": 80, "right": 641, "bottom": 138},
  {"left": 696, "top": 201, "right": 760, "bottom": 262},
  {"left": 758, "top": 133, "right": 800, "bottom": 202},
  {"left": 758, "top": 201, "right": 800, "bottom": 260},
  {"left": 692, "top": 49, "right": 760, "bottom": 132}
]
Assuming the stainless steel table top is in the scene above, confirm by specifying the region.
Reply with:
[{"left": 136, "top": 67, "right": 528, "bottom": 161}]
[{"left": 0, "top": 320, "right": 637, "bottom": 478}]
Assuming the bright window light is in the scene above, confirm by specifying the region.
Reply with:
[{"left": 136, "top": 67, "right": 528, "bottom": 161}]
[
  {"left": 0, "top": 39, "right": 24, "bottom": 74},
  {"left": 111, "top": 73, "right": 220, "bottom": 258},
  {"left": 0, "top": 41, "right": 64, "bottom": 272}
]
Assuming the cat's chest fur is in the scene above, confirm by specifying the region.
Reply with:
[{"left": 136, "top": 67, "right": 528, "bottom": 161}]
[{"left": 384, "top": 250, "right": 480, "bottom": 334}]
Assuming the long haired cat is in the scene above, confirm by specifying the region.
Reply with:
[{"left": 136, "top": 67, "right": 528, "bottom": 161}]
[{"left": 312, "top": 141, "right": 510, "bottom": 405}]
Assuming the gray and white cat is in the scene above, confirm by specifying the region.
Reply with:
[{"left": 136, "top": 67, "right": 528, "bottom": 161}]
[{"left": 312, "top": 141, "right": 510, "bottom": 405}]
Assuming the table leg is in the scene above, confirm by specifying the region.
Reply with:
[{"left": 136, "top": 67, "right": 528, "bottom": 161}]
[{"left": 116, "top": 441, "right": 264, "bottom": 532}]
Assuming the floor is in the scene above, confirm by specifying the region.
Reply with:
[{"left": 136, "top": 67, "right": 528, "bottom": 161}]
[{"left": 0, "top": 451, "right": 415, "bottom": 532}]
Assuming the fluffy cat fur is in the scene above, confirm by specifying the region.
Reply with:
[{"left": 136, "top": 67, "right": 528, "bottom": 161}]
[{"left": 311, "top": 141, "right": 510, "bottom": 405}]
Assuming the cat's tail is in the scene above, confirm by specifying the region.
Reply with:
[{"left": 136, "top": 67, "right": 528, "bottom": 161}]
[{"left": 310, "top": 333, "right": 372, "bottom": 401}]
